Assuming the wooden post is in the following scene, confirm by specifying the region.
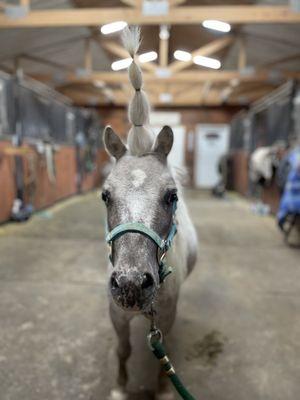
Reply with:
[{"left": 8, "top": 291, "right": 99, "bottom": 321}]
[
  {"left": 238, "top": 37, "right": 247, "bottom": 70},
  {"left": 159, "top": 25, "right": 169, "bottom": 67}
]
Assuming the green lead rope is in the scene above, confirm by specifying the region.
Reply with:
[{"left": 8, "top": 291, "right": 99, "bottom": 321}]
[{"left": 149, "top": 335, "right": 197, "bottom": 400}]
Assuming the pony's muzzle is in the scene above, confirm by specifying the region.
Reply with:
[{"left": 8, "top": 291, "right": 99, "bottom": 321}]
[{"left": 109, "top": 270, "right": 156, "bottom": 311}]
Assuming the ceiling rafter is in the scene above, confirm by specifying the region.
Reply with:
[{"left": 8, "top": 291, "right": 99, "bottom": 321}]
[
  {"left": 200, "top": 81, "right": 213, "bottom": 104},
  {"left": 159, "top": 27, "right": 169, "bottom": 68},
  {"left": 238, "top": 37, "right": 247, "bottom": 71},
  {"left": 97, "top": 38, "right": 157, "bottom": 73},
  {"left": 168, "top": 36, "right": 234, "bottom": 73},
  {"left": 99, "top": 0, "right": 187, "bottom": 10},
  {"left": 0, "top": 6, "right": 300, "bottom": 28},
  {"left": 31, "top": 69, "right": 300, "bottom": 85},
  {"left": 1, "top": 2, "right": 298, "bottom": 107}
]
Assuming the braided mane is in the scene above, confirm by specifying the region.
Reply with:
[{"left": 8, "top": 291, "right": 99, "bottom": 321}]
[{"left": 121, "top": 27, "right": 154, "bottom": 156}]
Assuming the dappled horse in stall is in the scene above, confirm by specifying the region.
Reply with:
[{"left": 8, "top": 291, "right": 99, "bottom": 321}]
[{"left": 101, "top": 27, "right": 198, "bottom": 399}]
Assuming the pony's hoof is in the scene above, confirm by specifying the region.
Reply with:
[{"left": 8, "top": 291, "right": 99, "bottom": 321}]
[
  {"left": 156, "top": 391, "right": 175, "bottom": 400},
  {"left": 109, "top": 388, "right": 128, "bottom": 400}
]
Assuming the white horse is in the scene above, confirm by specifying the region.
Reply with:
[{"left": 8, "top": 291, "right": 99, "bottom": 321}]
[{"left": 102, "top": 27, "right": 198, "bottom": 399}]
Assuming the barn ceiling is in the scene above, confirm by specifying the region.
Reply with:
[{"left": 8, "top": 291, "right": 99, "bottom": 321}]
[{"left": 0, "top": 0, "right": 299, "bottom": 107}]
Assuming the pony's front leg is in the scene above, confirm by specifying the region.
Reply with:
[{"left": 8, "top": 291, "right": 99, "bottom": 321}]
[
  {"left": 109, "top": 303, "right": 131, "bottom": 399},
  {"left": 155, "top": 299, "right": 177, "bottom": 400},
  {"left": 156, "top": 369, "right": 174, "bottom": 400}
]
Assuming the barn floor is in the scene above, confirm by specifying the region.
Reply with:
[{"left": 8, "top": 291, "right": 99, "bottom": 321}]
[{"left": 0, "top": 190, "right": 299, "bottom": 400}]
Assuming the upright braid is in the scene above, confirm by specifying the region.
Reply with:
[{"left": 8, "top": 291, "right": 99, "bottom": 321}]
[{"left": 121, "top": 26, "right": 154, "bottom": 156}]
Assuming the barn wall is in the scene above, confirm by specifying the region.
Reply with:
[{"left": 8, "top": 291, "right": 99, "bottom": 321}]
[
  {"left": 0, "top": 140, "right": 106, "bottom": 223},
  {"left": 98, "top": 106, "right": 237, "bottom": 136},
  {"left": 98, "top": 106, "right": 239, "bottom": 185}
]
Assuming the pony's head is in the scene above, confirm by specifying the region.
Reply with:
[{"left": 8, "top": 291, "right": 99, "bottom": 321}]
[{"left": 102, "top": 27, "right": 177, "bottom": 312}]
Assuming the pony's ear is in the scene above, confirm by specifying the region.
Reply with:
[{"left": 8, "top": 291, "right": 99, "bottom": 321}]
[
  {"left": 103, "top": 126, "right": 127, "bottom": 160},
  {"left": 152, "top": 125, "right": 173, "bottom": 157}
]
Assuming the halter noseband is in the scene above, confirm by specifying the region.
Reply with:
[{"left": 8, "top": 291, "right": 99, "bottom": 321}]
[{"left": 105, "top": 201, "right": 178, "bottom": 283}]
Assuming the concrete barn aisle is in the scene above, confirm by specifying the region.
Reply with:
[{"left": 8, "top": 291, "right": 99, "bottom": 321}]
[{"left": 0, "top": 191, "right": 299, "bottom": 400}]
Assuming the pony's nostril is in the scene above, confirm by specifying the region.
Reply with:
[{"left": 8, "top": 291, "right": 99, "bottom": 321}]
[
  {"left": 110, "top": 275, "right": 119, "bottom": 289},
  {"left": 141, "top": 273, "right": 154, "bottom": 290}
]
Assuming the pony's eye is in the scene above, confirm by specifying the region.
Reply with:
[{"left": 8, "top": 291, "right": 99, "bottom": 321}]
[
  {"left": 101, "top": 190, "right": 111, "bottom": 205},
  {"left": 164, "top": 190, "right": 178, "bottom": 205}
]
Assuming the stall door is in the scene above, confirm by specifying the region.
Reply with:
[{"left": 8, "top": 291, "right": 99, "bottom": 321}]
[{"left": 194, "top": 124, "right": 229, "bottom": 188}]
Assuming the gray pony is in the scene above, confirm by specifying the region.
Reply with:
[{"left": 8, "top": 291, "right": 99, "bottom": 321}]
[{"left": 102, "top": 27, "right": 198, "bottom": 400}]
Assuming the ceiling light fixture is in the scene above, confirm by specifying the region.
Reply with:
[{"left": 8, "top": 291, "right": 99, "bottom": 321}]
[
  {"left": 193, "top": 55, "right": 221, "bottom": 69},
  {"left": 139, "top": 51, "right": 158, "bottom": 63},
  {"left": 202, "top": 20, "right": 231, "bottom": 33},
  {"left": 100, "top": 21, "right": 128, "bottom": 35},
  {"left": 111, "top": 58, "right": 132, "bottom": 71},
  {"left": 159, "top": 25, "right": 170, "bottom": 40},
  {"left": 173, "top": 50, "right": 192, "bottom": 62}
]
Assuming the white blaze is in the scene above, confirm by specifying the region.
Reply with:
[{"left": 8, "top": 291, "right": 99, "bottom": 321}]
[{"left": 131, "top": 169, "right": 147, "bottom": 188}]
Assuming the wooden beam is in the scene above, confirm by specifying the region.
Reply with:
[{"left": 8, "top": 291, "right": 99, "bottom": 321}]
[
  {"left": 120, "top": 0, "right": 137, "bottom": 7},
  {"left": 32, "top": 69, "right": 300, "bottom": 85},
  {"left": 200, "top": 81, "right": 213, "bottom": 104},
  {"left": 172, "top": 84, "right": 202, "bottom": 102},
  {"left": 238, "top": 37, "right": 247, "bottom": 70},
  {"left": 169, "top": 36, "right": 234, "bottom": 73},
  {"left": 160, "top": 88, "right": 222, "bottom": 106},
  {"left": 58, "top": 82, "right": 264, "bottom": 107},
  {"left": 96, "top": 38, "right": 157, "bottom": 72},
  {"left": 169, "top": 0, "right": 187, "bottom": 6},
  {"left": 73, "top": 71, "right": 243, "bottom": 84},
  {"left": 1, "top": 6, "right": 300, "bottom": 28},
  {"left": 169, "top": 83, "right": 198, "bottom": 97},
  {"left": 220, "top": 37, "right": 246, "bottom": 102},
  {"left": 159, "top": 32, "right": 169, "bottom": 68},
  {"left": 101, "top": 40, "right": 129, "bottom": 59}
]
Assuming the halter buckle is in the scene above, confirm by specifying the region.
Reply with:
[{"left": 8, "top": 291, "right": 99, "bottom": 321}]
[{"left": 147, "top": 328, "right": 163, "bottom": 351}]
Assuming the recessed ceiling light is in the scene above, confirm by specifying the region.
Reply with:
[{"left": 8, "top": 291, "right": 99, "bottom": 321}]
[
  {"left": 202, "top": 20, "right": 231, "bottom": 33},
  {"left": 111, "top": 58, "right": 132, "bottom": 71},
  {"left": 193, "top": 55, "right": 221, "bottom": 69},
  {"left": 100, "top": 21, "right": 128, "bottom": 35},
  {"left": 173, "top": 50, "right": 192, "bottom": 62},
  {"left": 139, "top": 51, "right": 158, "bottom": 63}
]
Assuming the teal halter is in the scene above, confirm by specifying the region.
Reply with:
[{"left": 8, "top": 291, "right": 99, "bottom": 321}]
[{"left": 105, "top": 201, "right": 178, "bottom": 283}]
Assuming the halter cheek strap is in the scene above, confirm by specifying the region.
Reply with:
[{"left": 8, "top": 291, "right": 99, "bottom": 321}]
[{"left": 105, "top": 201, "right": 178, "bottom": 283}]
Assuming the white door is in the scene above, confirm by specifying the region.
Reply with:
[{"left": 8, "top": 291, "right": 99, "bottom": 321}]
[{"left": 194, "top": 124, "right": 229, "bottom": 188}]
